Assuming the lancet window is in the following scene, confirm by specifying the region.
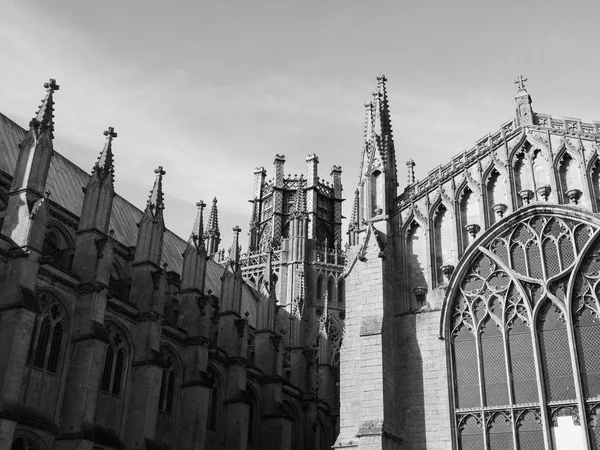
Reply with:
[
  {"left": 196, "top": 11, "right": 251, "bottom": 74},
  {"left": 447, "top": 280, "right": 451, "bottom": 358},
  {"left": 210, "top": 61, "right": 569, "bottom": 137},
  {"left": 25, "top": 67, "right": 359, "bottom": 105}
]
[
  {"left": 27, "top": 293, "right": 66, "bottom": 374},
  {"left": 448, "top": 212, "right": 600, "bottom": 449},
  {"left": 158, "top": 349, "right": 178, "bottom": 414},
  {"left": 99, "top": 323, "right": 128, "bottom": 396}
]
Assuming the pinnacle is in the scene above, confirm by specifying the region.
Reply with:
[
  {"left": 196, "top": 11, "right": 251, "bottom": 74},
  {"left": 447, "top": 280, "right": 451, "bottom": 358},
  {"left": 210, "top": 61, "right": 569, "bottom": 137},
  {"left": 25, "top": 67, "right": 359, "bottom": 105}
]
[
  {"left": 93, "top": 126, "right": 117, "bottom": 185},
  {"left": 206, "top": 197, "right": 220, "bottom": 233},
  {"left": 147, "top": 166, "right": 166, "bottom": 216},
  {"left": 191, "top": 200, "right": 206, "bottom": 245},
  {"left": 30, "top": 78, "right": 59, "bottom": 139}
]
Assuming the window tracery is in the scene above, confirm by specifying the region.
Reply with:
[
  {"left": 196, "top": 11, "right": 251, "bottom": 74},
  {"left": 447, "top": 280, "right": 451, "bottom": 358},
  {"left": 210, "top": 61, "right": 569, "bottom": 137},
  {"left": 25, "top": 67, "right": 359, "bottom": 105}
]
[
  {"left": 448, "top": 212, "right": 600, "bottom": 448},
  {"left": 100, "top": 323, "right": 128, "bottom": 396},
  {"left": 27, "top": 293, "right": 66, "bottom": 374}
]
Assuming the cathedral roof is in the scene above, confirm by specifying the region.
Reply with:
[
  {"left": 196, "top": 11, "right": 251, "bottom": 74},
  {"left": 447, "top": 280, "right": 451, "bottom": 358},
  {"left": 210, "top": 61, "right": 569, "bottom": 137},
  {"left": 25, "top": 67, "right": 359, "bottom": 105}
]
[{"left": 0, "top": 111, "right": 258, "bottom": 325}]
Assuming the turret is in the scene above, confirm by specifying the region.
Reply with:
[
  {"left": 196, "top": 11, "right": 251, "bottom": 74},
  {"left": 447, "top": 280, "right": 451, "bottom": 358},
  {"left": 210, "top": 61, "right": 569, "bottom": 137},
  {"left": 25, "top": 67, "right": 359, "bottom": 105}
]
[{"left": 515, "top": 75, "right": 534, "bottom": 126}]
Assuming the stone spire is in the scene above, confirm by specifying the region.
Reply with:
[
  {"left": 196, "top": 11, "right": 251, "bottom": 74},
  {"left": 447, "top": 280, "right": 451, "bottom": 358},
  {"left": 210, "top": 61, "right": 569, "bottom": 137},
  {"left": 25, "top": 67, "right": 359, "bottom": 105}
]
[
  {"left": 2, "top": 79, "right": 59, "bottom": 248},
  {"left": 514, "top": 75, "right": 534, "bottom": 126},
  {"left": 228, "top": 225, "right": 241, "bottom": 266},
  {"left": 92, "top": 126, "right": 116, "bottom": 186},
  {"left": 191, "top": 200, "right": 206, "bottom": 247},
  {"left": 146, "top": 166, "right": 166, "bottom": 218},
  {"left": 348, "top": 188, "right": 360, "bottom": 246},
  {"left": 356, "top": 74, "right": 398, "bottom": 221},
  {"left": 205, "top": 197, "right": 221, "bottom": 258},
  {"left": 30, "top": 78, "right": 59, "bottom": 140},
  {"left": 77, "top": 127, "right": 117, "bottom": 233},
  {"left": 134, "top": 167, "right": 166, "bottom": 265}
]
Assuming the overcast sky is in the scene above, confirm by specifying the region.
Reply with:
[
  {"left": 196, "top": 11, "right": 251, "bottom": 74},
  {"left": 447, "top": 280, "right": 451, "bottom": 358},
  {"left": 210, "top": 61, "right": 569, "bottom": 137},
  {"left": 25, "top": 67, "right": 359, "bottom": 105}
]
[{"left": 2, "top": 0, "right": 600, "bottom": 248}]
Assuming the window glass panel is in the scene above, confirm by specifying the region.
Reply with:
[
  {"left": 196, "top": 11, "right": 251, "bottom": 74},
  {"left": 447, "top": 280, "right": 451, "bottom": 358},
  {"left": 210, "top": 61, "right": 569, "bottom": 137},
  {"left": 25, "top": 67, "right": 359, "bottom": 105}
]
[
  {"left": 459, "top": 415, "right": 484, "bottom": 450},
  {"left": 46, "top": 322, "right": 63, "bottom": 373},
  {"left": 488, "top": 412, "right": 513, "bottom": 450},
  {"left": 481, "top": 316, "right": 508, "bottom": 407},
  {"left": 100, "top": 346, "right": 114, "bottom": 392},
  {"left": 452, "top": 325, "right": 480, "bottom": 409},
  {"left": 537, "top": 301, "right": 576, "bottom": 402},
  {"left": 33, "top": 317, "right": 51, "bottom": 368},
  {"left": 508, "top": 317, "right": 538, "bottom": 404},
  {"left": 516, "top": 410, "right": 544, "bottom": 449}
]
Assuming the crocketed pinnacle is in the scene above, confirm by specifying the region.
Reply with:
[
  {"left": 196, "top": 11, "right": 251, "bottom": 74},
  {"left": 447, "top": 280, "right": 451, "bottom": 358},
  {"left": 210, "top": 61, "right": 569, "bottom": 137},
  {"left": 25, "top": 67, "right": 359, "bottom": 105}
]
[
  {"left": 191, "top": 200, "right": 206, "bottom": 245},
  {"left": 93, "top": 126, "right": 117, "bottom": 186},
  {"left": 229, "top": 225, "right": 241, "bottom": 264},
  {"left": 30, "top": 78, "right": 59, "bottom": 139},
  {"left": 206, "top": 197, "right": 220, "bottom": 234},
  {"left": 147, "top": 166, "right": 166, "bottom": 217},
  {"left": 349, "top": 188, "right": 360, "bottom": 227}
]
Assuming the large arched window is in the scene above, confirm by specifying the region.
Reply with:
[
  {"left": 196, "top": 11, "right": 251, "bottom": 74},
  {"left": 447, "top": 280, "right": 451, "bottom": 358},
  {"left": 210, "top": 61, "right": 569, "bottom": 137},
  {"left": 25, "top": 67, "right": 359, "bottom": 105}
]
[
  {"left": 100, "top": 323, "right": 128, "bottom": 396},
  {"left": 27, "top": 293, "right": 66, "bottom": 374},
  {"left": 447, "top": 210, "right": 600, "bottom": 449}
]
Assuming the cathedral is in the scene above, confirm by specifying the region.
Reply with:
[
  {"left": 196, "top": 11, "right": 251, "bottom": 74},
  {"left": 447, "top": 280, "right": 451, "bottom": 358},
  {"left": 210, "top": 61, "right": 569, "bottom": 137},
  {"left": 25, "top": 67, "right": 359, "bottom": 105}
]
[
  {"left": 2, "top": 73, "right": 600, "bottom": 450},
  {"left": 336, "top": 75, "right": 600, "bottom": 450},
  {"left": 0, "top": 79, "right": 344, "bottom": 449}
]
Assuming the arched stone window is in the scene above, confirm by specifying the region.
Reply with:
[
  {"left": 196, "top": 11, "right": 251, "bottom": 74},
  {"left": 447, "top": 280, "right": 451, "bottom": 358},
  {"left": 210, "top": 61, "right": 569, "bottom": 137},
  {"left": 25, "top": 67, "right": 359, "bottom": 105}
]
[
  {"left": 11, "top": 433, "right": 45, "bottom": 450},
  {"left": 27, "top": 293, "right": 67, "bottom": 373},
  {"left": 207, "top": 369, "right": 222, "bottom": 431},
  {"left": 327, "top": 277, "right": 334, "bottom": 304},
  {"left": 100, "top": 323, "right": 128, "bottom": 396},
  {"left": 158, "top": 349, "right": 179, "bottom": 414},
  {"left": 41, "top": 223, "right": 75, "bottom": 272},
  {"left": 446, "top": 209, "right": 600, "bottom": 449},
  {"left": 316, "top": 276, "right": 324, "bottom": 302}
]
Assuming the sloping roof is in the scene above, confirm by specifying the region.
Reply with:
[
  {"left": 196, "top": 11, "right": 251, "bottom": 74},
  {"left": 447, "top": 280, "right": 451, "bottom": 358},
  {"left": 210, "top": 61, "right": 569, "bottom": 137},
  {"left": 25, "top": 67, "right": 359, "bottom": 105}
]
[
  {"left": 0, "top": 113, "right": 185, "bottom": 273},
  {"left": 0, "top": 112, "right": 257, "bottom": 326}
]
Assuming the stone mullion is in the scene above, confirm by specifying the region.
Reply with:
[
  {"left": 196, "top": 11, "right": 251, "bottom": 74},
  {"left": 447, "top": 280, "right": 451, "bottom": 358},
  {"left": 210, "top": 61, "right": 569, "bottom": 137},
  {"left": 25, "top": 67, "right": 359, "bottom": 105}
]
[
  {"left": 473, "top": 324, "right": 489, "bottom": 449},
  {"left": 564, "top": 231, "right": 600, "bottom": 448},
  {"left": 500, "top": 312, "right": 518, "bottom": 450}
]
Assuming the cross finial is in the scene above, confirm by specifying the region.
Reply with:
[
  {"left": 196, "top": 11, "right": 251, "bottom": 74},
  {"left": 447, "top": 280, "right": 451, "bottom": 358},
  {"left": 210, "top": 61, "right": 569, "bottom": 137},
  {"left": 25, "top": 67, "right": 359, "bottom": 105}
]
[
  {"left": 104, "top": 126, "right": 117, "bottom": 140},
  {"left": 233, "top": 225, "right": 241, "bottom": 235},
  {"left": 515, "top": 75, "right": 528, "bottom": 92},
  {"left": 44, "top": 78, "right": 59, "bottom": 93},
  {"left": 155, "top": 166, "right": 166, "bottom": 176},
  {"left": 196, "top": 200, "right": 206, "bottom": 209}
]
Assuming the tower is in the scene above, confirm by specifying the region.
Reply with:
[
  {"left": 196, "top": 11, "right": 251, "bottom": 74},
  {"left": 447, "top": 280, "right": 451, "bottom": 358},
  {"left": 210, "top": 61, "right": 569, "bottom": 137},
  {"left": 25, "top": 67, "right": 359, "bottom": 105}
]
[{"left": 241, "top": 153, "right": 346, "bottom": 448}]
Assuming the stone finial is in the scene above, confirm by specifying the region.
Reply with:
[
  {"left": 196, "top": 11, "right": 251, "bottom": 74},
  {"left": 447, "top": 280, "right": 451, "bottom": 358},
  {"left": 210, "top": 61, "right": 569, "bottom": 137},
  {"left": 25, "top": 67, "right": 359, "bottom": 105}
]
[
  {"left": 191, "top": 200, "right": 206, "bottom": 244},
  {"left": 465, "top": 223, "right": 481, "bottom": 239},
  {"left": 30, "top": 78, "right": 60, "bottom": 138},
  {"left": 515, "top": 75, "right": 528, "bottom": 92},
  {"left": 147, "top": 166, "right": 166, "bottom": 215},
  {"left": 93, "top": 126, "right": 117, "bottom": 184}
]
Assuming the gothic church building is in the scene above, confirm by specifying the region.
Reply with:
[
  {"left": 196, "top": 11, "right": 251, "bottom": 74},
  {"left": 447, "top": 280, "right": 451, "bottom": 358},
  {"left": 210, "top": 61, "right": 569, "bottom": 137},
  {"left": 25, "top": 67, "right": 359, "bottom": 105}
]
[
  {"left": 337, "top": 75, "right": 600, "bottom": 450},
  {"left": 0, "top": 80, "right": 344, "bottom": 450}
]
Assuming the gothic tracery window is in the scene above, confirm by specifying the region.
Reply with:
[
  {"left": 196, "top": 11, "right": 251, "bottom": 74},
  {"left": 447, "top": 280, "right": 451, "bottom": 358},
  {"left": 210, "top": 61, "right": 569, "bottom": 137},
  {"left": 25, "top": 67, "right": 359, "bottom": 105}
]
[
  {"left": 27, "top": 293, "right": 66, "bottom": 374},
  {"left": 448, "top": 212, "right": 600, "bottom": 449},
  {"left": 100, "top": 323, "right": 128, "bottom": 396},
  {"left": 158, "top": 349, "right": 178, "bottom": 414}
]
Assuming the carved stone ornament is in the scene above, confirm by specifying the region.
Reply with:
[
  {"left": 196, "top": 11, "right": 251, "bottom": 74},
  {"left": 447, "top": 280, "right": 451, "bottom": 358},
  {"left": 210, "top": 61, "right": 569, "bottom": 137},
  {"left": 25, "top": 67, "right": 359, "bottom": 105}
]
[
  {"left": 565, "top": 188, "right": 582, "bottom": 205},
  {"left": 413, "top": 286, "right": 427, "bottom": 303},
  {"left": 465, "top": 223, "right": 481, "bottom": 239},
  {"left": 440, "top": 264, "right": 455, "bottom": 281},
  {"left": 150, "top": 269, "right": 163, "bottom": 290},
  {"left": 137, "top": 311, "right": 161, "bottom": 322},
  {"left": 518, "top": 189, "right": 534, "bottom": 205},
  {"left": 197, "top": 295, "right": 209, "bottom": 316},
  {"left": 94, "top": 236, "right": 108, "bottom": 259},
  {"left": 492, "top": 203, "right": 507, "bottom": 218},
  {"left": 536, "top": 185, "right": 551, "bottom": 201},
  {"left": 269, "top": 333, "right": 282, "bottom": 352},
  {"left": 234, "top": 318, "right": 246, "bottom": 337}
]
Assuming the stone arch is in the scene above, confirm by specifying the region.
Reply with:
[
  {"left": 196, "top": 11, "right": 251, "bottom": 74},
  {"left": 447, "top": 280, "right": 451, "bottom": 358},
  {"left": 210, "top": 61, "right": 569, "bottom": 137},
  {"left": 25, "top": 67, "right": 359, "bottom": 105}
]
[
  {"left": 11, "top": 430, "right": 47, "bottom": 450},
  {"left": 430, "top": 199, "right": 455, "bottom": 286},
  {"left": 42, "top": 220, "right": 75, "bottom": 272},
  {"left": 440, "top": 204, "right": 600, "bottom": 449},
  {"left": 555, "top": 147, "right": 585, "bottom": 206}
]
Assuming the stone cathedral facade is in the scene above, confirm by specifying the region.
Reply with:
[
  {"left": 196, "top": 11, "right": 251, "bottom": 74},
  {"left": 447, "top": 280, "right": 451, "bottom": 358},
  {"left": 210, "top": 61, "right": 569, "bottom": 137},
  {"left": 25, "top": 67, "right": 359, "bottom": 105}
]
[
  {"left": 0, "top": 80, "right": 344, "bottom": 450},
  {"left": 336, "top": 76, "right": 600, "bottom": 450}
]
